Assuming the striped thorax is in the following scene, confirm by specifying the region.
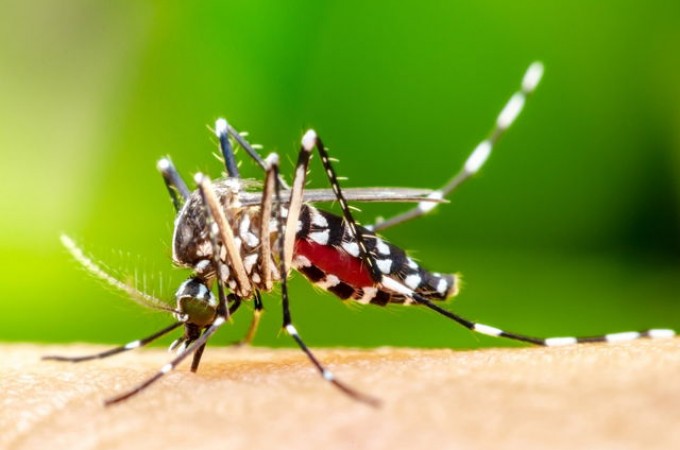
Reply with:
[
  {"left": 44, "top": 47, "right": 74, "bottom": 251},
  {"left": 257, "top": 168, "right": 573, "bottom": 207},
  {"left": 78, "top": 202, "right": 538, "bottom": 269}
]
[{"left": 173, "top": 178, "right": 282, "bottom": 298}]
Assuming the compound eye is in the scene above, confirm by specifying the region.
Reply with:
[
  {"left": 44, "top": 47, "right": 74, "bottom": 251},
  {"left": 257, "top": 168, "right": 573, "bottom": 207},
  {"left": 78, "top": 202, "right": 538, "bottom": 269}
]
[{"left": 175, "top": 278, "right": 217, "bottom": 307}]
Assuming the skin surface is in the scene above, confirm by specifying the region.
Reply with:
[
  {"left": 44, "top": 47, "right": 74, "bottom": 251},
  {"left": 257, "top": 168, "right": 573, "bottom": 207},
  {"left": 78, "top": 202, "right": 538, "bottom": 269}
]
[{"left": 2, "top": 340, "right": 680, "bottom": 450}]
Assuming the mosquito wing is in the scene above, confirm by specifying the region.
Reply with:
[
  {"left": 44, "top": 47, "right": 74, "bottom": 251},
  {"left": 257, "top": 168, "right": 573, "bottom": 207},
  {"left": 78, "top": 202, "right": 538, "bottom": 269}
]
[{"left": 238, "top": 187, "right": 448, "bottom": 206}]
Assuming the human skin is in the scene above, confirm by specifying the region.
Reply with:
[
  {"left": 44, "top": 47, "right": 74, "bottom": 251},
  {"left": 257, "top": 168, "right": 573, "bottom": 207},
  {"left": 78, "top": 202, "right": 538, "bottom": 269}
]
[{"left": 3, "top": 340, "right": 680, "bottom": 450}]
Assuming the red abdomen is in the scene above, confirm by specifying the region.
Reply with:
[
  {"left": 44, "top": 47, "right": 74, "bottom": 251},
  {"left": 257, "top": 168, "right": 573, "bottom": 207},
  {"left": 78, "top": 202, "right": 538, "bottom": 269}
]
[{"left": 291, "top": 205, "right": 458, "bottom": 305}]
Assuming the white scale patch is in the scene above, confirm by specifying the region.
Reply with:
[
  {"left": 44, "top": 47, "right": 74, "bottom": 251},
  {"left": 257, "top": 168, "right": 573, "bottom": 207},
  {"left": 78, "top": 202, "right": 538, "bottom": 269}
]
[
  {"left": 342, "top": 241, "right": 360, "bottom": 257},
  {"left": 465, "top": 141, "right": 492, "bottom": 174},
  {"left": 317, "top": 274, "right": 340, "bottom": 289},
  {"left": 171, "top": 341, "right": 187, "bottom": 355},
  {"left": 497, "top": 93, "right": 525, "bottom": 130},
  {"left": 418, "top": 191, "right": 443, "bottom": 213},
  {"left": 194, "top": 259, "right": 210, "bottom": 273},
  {"left": 473, "top": 324, "right": 503, "bottom": 337},
  {"left": 649, "top": 329, "right": 675, "bottom": 339},
  {"left": 309, "top": 230, "right": 330, "bottom": 245},
  {"left": 356, "top": 287, "right": 377, "bottom": 304},
  {"left": 522, "top": 62, "right": 544, "bottom": 93},
  {"left": 239, "top": 215, "right": 251, "bottom": 239},
  {"left": 544, "top": 337, "right": 578, "bottom": 347},
  {"left": 293, "top": 255, "right": 312, "bottom": 268},
  {"left": 196, "top": 283, "right": 209, "bottom": 299},
  {"left": 605, "top": 332, "right": 640, "bottom": 343},
  {"left": 124, "top": 340, "right": 141, "bottom": 350},
  {"left": 375, "top": 239, "right": 390, "bottom": 255},
  {"left": 376, "top": 259, "right": 392, "bottom": 274},
  {"left": 246, "top": 233, "right": 259, "bottom": 247},
  {"left": 233, "top": 237, "right": 242, "bottom": 252},
  {"left": 310, "top": 210, "right": 328, "bottom": 228},
  {"left": 213, "top": 316, "right": 226, "bottom": 327},
  {"left": 436, "top": 278, "right": 449, "bottom": 295},
  {"left": 218, "top": 263, "right": 229, "bottom": 281},
  {"left": 407, "top": 258, "right": 418, "bottom": 270},
  {"left": 302, "top": 129, "right": 317, "bottom": 151},
  {"left": 404, "top": 274, "right": 421, "bottom": 290},
  {"left": 239, "top": 215, "right": 260, "bottom": 248},
  {"left": 243, "top": 253, "right": 259, "bottom": 274}
]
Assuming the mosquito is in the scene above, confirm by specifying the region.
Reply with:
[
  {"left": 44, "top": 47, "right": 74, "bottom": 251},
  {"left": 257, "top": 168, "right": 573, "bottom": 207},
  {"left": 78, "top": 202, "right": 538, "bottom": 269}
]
[{"left": 45, "top": 62, "right": 676, "bottom": 406}]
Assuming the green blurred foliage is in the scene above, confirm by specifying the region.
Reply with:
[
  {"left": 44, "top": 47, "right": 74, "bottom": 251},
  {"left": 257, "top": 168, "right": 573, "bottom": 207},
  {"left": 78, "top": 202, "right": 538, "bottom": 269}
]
[{"left": 1, "top": 0, "right": 679, "bottom": 349}]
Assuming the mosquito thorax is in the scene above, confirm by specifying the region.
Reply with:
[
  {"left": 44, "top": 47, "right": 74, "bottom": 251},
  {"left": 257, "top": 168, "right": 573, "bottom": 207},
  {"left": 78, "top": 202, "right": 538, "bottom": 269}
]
[
  {"left": 171, "top": 178, "right": 283, "bottom": 297},
  {"left": 172, "top": 180, "right": 242, "bottom": 262},
  {"left": 175, "top": 278, "right": 218, "bottom": 327}
]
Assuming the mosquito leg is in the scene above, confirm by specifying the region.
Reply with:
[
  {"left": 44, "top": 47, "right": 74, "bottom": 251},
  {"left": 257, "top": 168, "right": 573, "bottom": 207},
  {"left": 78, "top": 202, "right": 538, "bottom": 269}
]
[
  {"left": 370, "top": 62, "right": 545, "bottom": 232},
  {"left": 282, "top": 135, "right": 314, "bottom": 272},
  {"left": 270, "top": 158, "right": 379, "bottom": 406},
  {"left": 157, "top": 157, "right": 190, "bottom": 212},
  {"left": 241, "top": 291, "right": 264, "bottom": 345},
  {"left": 257, "top": 154, "right": 279, "bottom": 291},
  {"left": 190, "top": 343, "right": 207, "bottom": 373},
  {"left": 104, "top": 315, "right": 228, "bottom": 406},
  {"left": 300, "top": 130, "right": 383, "bottom": 282},
  {"left": 232, "top": 153, "right": 280, "bottom": 347},
  {"left": 214, "top": 118, "right": 240, "bottom": 178},
  {"left": 195, "top": 172, "right": 252, "bottom": 300},
  {"left": 190, "top": 295, "right": 242, "bottom": 371},
  {"left": 43, "top": 321, "right": 184, "bottom": 362},
  {"left": 231, "top": 291, "right": 264, "bottom": 347},
  {"left": 378, "top": 276, "right": 676, "bottom": 346},
  {"left": 214, "top": 118, "right": 290, "bottom": 189}
]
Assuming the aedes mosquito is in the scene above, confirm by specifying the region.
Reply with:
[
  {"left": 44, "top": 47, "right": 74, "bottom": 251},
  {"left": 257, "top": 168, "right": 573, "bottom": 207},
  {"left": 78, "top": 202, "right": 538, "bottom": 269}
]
[{"left": 46, "top": 62, "right": 676, "bottom": 406}]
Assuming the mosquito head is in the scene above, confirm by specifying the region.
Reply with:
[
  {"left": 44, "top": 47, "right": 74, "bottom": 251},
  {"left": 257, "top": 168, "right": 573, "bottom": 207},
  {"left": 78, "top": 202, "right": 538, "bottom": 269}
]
[{"left": 174, "top": 277, "right": 218, "bottom": 327}]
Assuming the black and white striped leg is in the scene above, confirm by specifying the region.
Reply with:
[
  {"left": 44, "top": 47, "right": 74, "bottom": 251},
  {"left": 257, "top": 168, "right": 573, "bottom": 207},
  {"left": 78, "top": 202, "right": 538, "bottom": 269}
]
[
  {"left": 380, "top": 278, "right": 676, "bottom": 346},
  {"left": 370, "top": 62, "right": 545, "bottom": 232},
  {"left": 104, "top": 315, "right": 228, "bottom": 406},
  {"left": 270, "top": 156, "right": 379, "bottom": 406},
  {"left": 283, "top": 323, "right": 380, "bottom": 406},
  {"left": 157, "top": 157, "right": 190, "bottom": 212},
  {"left": 195, "top": 172, "right": 252, "bottom": 302},
  {"left": 42, "top": 322, "right": 184, "bottom": 363},
  {"left": 299, "top": 130, "right": 383, "bottom": 282}
]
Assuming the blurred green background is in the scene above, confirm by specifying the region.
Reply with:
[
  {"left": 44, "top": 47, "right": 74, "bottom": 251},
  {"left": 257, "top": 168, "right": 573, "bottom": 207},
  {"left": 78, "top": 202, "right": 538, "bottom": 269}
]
[{"left": 1, "top": 0, "right": 679, "bottom": 350}]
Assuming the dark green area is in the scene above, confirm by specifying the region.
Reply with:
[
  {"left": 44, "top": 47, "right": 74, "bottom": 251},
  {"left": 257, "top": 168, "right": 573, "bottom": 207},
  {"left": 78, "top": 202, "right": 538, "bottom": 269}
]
[{"left": 1, "top": 0, "right": 679, "bottom": 349}]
